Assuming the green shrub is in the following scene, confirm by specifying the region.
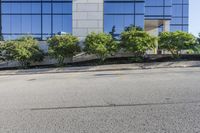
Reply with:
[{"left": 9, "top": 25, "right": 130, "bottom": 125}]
[
  {"left": 192, "top": 33, "right": 200, "bottom": 54},
  {"left": 198, "top": 33, "right": 200, "bottom": 45},
  {"left": 84, "top": 32, "right": 118, "bottom": 61},
  {"left": 48, "top": 34, "right": 80, "bottom": 65},
  {"left": 0, "top": 36, "right": 44, "bottom": 67},
  {"left": 159, "top": 31, "right": 197, "bottom": 58},
  {"left": 120, "top": 28, "right": 156, "bottom": 57},
  {"left": 0, "top": 41, "right": 15, "bottom": 61}
]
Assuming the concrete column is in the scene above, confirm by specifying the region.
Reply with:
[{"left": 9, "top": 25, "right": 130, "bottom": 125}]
[
  {"left": 163, "top": 20, "right": 170, "bottom": 32},
  {"left": 72, "top": 0, "right": 104, "bottom": 42},
  {"left": 146, "top": 28, "right": 159, "bottom": 54},
  {"left": 162, "top": 20, "right": 170, "bottom": 54}
]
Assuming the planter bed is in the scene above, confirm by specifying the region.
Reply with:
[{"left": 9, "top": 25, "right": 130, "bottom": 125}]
[{"left": 0, "top": 54, "right": 200, "bottom": 71}]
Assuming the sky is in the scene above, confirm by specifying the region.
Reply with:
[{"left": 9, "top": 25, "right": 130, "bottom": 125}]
[{"left": 189, "top": 0, "right": 200, "bottom": 37}]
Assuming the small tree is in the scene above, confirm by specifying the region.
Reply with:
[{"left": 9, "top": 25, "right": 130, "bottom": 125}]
[
  {"left": 0, "top": 41, "right": 15, "bottom": 62},
  {"left": 0, "top": 41, "right": 7, "bottom": 61},
  {"left": 159, "top": 31, "right": 197, "bottom": 58},
  {"left": 0, "top": 36, "right": 44, "bottom": 67},
  {"left": 198, "top": 33, "right": 200, "bottom": 44},
  {"left": 48, "top": 34, "right": 80, "bottom": 65},
  {"left": 193, "top": 33, "right": 200, "bottom": 53},
  {"left": 84, "top": 32, "right": 118, "bottom": 61},
  {"left": 120, "top": 28, "right": 156, "bottom": 57}
]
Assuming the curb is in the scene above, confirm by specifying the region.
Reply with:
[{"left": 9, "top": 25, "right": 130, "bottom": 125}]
[{"left": 0, "top": 61, "right": 200, "bottom": 76}]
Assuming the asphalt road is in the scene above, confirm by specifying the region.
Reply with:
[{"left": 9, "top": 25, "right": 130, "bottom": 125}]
[{"left": 0, "top": 67, "right": 200, "bottom": 133}]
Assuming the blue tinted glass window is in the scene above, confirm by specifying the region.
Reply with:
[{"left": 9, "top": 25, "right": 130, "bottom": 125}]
[
  {"left": 32, "top": 15, "right": 41, "bottom": 34},
  {"left": 11, "top": 3, "right": 21, "bottom": 14},
  {"left": 43, "top": 15, "right": 51, "bottom": 34},
  {"left": 2, "top": 15, "right": 11, "bottom": 33},
  {"left": 145, "top": 0, "right": 172, "bottom": 19},
  {"left": 2, "top": 3, "right": 11, "bottom": 13},
  {"left": 144, "top": 0, "right": 189, "bottom": 32},
  {"left": 43, "top": 3, "right": 51, "bottom": 14},
  {"left": 1, "top": 0, "right": 72, "bottom": 40},
  {"left": 104, "top": 1, "right": 145, "bottom": 36},
  {"left": 124, "top": 15, "right": 134, "bottom": 27},
  {"left": 21, "top": 15, "right": 32, "bottom": 33},
  {"left": 135, "top": 15, "right": 144, "bottom": 28},
  {"left": 170, "top": 0, "right": 189, "bottom": 32},
  {"left": 11, "top": 15, "right": 21, "bottom": 33},
  {"left": 21, "top": 3, "right": 32, "bottom": 14},
  {"left": 32, "top": 3, "right": 41, "bottom": 13}
]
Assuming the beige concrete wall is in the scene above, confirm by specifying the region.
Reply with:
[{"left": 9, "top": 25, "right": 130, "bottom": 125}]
[
  {"left": 163, "top": 20, "right": 170, "bottom": 32},
  {"left": 72, "top": 0, "right": 104, "bottom": 42},
  {"left": 146, "top": 28, "right": 159, "bottom": 54}
]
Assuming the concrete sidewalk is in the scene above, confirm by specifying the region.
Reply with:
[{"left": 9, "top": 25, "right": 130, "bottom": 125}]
[{"left": 0, "top": 61, "right": 200, "bottom": 76}]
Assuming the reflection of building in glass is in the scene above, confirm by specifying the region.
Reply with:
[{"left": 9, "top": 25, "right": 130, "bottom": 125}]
[{"left": 0, "top": 0, "right": 189, "bottom": 40}]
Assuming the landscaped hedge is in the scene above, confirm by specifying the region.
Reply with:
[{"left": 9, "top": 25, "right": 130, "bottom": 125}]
[
  {"left": 47, "top": 34, "right": 81, "bottom": 65},
  {"left": 0, "top": 36, "right": 44, "bottom": 67},
  {"left": 0, "top": 28, "right": 199, "bottom": 68},
  {"left": 120, "top": 27, "right": 156, "bottom": 57},
  {"left": 84, "top": 32, "right": 118, "bottom": 61},
  {"left": 159, "top": 31, "right": 197, "bottom": 58}
]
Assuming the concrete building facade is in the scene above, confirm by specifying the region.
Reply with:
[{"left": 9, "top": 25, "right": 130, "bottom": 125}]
[{"left": 73, "top": 0, "right": 103, "bottom": 41}]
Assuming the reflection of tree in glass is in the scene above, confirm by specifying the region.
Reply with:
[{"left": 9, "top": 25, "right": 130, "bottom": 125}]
[
  {"left": 124, "top": 24, "right": 143, "bottom": 32},
  {"left": 0, "top": 36, "right": 3, "bottom": 41},
  {"left": 109, "top": 25, "right": 116, "bottom": 39}
]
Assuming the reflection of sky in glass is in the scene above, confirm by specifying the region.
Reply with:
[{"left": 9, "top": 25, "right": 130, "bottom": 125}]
[
  {"left": 1, "top": 0, "right": 72, "bottom": 40},
  {"left": 104, "top": 0, "right": 189, "bottom": 35},
  {"left": 104, "top": 1, "right": 144, "bottom": 35},
  {"left": 145, "top": 0, "right": 172, "bottom": 19},
  {"left": 1, "top": 0, "right": 197, "bottom": 40},
  {"left": 170, "top": 0, "right": 189, "bottom": 32}
]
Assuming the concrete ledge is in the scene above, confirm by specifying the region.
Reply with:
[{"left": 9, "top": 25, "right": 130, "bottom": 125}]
[{"left": 0, "top": 61, "right": 200, "bottom": 76}]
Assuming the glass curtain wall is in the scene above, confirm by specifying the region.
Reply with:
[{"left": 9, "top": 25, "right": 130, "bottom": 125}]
[
  {"left": 104, "top": 0, "right": 145, "bottom": 37},
  {"left": 1, "top": 0, "right": 72, "bottom": 40},
  {"left": 171, "top": 0, "right": 189, "bottom": 32},
  {"left": 145, "top": 0, "right": 172, "bottom": 20}
]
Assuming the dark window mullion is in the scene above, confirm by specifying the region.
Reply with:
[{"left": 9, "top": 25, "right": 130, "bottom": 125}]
[
  {"left": 20, "top": 3, "right": 22, "bottom": 35},
  {"left": 51, "top": 0, "right": 53, "bottom": 37},
  {"left": 182, "top": 0, "right": 184, "bottom": 31},
  {"left": 41, "top": 0, "right": 42, "bottom": 40},
  {"left": 31, "top": 3, "right": 32, "bottom": 34}
]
